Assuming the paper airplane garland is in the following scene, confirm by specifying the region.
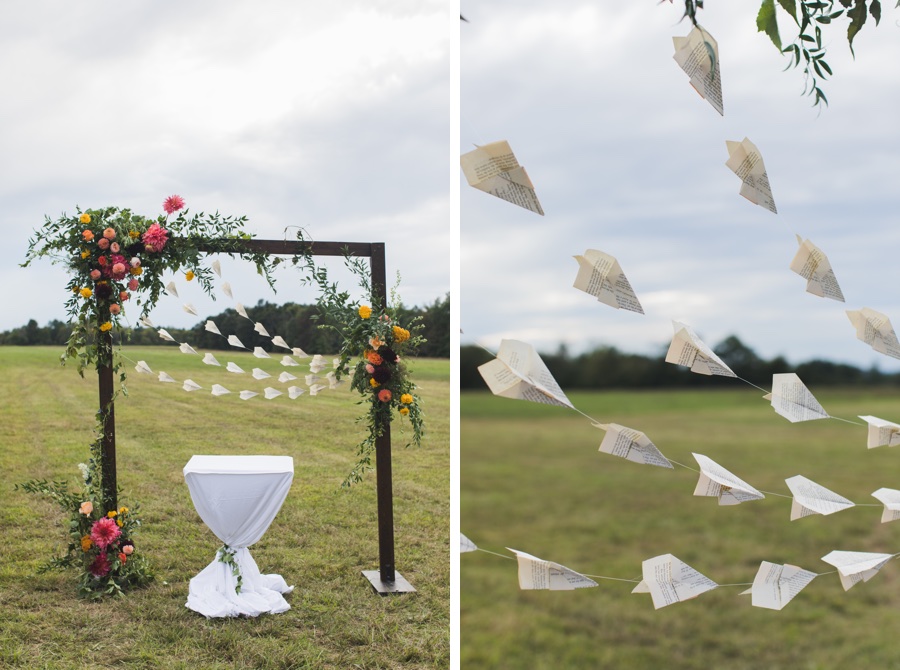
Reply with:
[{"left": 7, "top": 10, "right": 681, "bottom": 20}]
[
  {"left": 572, "top": 249, "right": 644, "bottom": 314},
  {"left": 460, "top": 140, "right": 544, "bottom": 215}
]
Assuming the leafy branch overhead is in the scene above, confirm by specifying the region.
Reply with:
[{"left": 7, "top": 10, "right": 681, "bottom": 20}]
[{"left": 681, "top": 0, "right": 890, "bottom": 107}]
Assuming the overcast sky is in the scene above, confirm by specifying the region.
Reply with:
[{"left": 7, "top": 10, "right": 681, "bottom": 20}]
[
  {"left": 461, "top": 1, "right": 900, "bottom": 371},
  {"left": 2, "top": 1, "right": 451, "bottom": 333}
]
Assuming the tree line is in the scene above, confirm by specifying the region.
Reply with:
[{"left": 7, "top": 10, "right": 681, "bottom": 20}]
[
  {"left": 461, "top": 335, "right": 900, "bottom": 390},
  {"left": 0, "top": 294, "right": 450, "bottom": 358}
]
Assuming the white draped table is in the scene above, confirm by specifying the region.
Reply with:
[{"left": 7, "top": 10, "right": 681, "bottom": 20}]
[{"left": 183, "top": 455, "right": 295, "bottom": 618}]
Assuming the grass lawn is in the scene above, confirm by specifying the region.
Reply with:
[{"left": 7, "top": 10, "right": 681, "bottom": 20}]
[
  {"left": 0, "top": 346, "right": 449, "bottom": 670},
  {"left": 461, "top": 387, "right": 900, "bottom": 669}
]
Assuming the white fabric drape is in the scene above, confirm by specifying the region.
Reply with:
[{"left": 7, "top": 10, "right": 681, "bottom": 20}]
[{"left": 183, "top": 455, "right": 294, "bottom": 618}]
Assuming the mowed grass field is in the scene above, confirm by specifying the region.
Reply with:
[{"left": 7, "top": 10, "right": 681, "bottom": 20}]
[
  {"left": 461, "top": 387, "right": 900, "bottom": 669},
  {"left": 0, "top": 346, "right": 449, "bottom": 670}
]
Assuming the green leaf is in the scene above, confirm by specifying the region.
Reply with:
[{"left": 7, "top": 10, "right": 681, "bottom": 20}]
[
  {"left": 838, "top": 0, "right": 853, "bottom": 7},
  {"left": 847, "top": 0, "right": 868, "bottom": 55},
  {"left": 777, "top": 0, "right": 799, "bottom": 22},
  {"left": 819, "top": 59, "right": 833, "bottom": 74},
  {"left": 870, "top": 0, "right": 882, "bottom": 23},
  {"left": 757, "top": 0, "right": 782, "bottom": 50}
]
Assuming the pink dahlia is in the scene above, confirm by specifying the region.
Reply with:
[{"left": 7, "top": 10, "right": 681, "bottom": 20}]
[
  {"left": 109, "top": 304, "right": 121, "bottom": 315},
  {"left": 89, "top": 553, "right": 111, "bottom": 577},
  {"left": 142, "top": 222, "right": 169, "bottom": 253},
  {"left": 90, "top": 270, "right": 101, "bottom": 281},
  {"left": 97, "top": 237, "right": 110, "bottom": 250},
  {"left": 110, "top": 242, "right": 120, "bottom": 253},
  {"left": 128, "top": 278, "right": 139, "bottom": 291},
  {"left": 90, "top": 517, "right": 121, "bottom": 550},
  {"left": 111, "top": 263, "right": 128, "bottom": 280},
  {"left": 162, "top": 194, "right": 185, "bottom": 215}
]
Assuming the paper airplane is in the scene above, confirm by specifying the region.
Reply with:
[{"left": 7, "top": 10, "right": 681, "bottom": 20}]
[
  {"left": 785, "top": 475, "right": 854, "bottom": 520},
  {"left": 847, "top": 308, "right": 900, "bottom": 360},
  {"left": 821, "top": 550, "right": 894, "bottom": 591},
  {"left": 665, "top": 321, "right": 735, "bottom": 377},
  {"left": 252, "top": 368, "right": 271, "bottom": 380},
  {"left": 309, "top": 355, "right": 328, "bottom": 373},
  {"left": 278, "top": 372, "right": 297, "bottom": 383},
  {"left": 572, "top": 249, "right": 644, "bottom": 314},
  {"left": 460, "top": 140, "right": 544, "bottom": 215},
  {"left": 264, "top": 387, "right": 282, "bottom": 400},
  {"left": 211, "top": 384, "right": 231, "bottom": 396},
  {"left": 226, "top": 362, "right": 245, "bottom": 374},
  {"left": 595, "top": 423, "right": 673, "bottom": 469},
  {"left": 305, "top": 374, "right": 321, "bottom": 386},
  {"left": 871, "top": 488, "right": 900, "bottom": 523},
  {"left": 202, "top": 353, "right": 221, "bottom": 366},
  {"left": 291, "top": 348, "right": 308, "bottom": 358},
  {"left": 235, "top": 303, "right": 250, "bottom": 320},
  {"left": 281, "top": 356, "right": 300, "bottom": 367},
  {"left": 858, "top": 415, "right": 900, "bottom": 449},
  {"left": 460, "top": 534, "right": 478, "bottom": 553},
  {"left": 211, "top": 259, "right": 221, "bottom": 277},
  {"left": 272, "top": 336, "right": 291, "bottom": 350},
  {"left": 765, "top": 373, "right": 829, "bottom": 423},
  {"left": 204, "top": 320, "right": 222, "bottom": 336},
  {"left": 254, "top": 322, "right": 270, "bottom": 337},
  {"left": 239, "top": 390, "right": 258, "bottom": 400},
  {"left": 158, "top": 372, "right": 176, "bottom": 383},
  {"left": 741, "top": 561, "right": 817, "bottom": 610},
  {"left": 183, "top": 303, "right": 198, "bottom": 316},
  {"left": 789, "top": 237, "right": 844, "bottom": 302},
  {"left": 507, "top": 548, "right": 598, "bottom": 590},
  {"left": 222, "top": 282, "right": 233, "bottom": 299},
  {"left": 165, "top": 281, "right": 178, "bottom": 298},
  {"left": 478, "top": 339, "right": 573, "bottom": 409},
  {"left": 691, "top": 453, "right": 764, "bottom": 505},
  {"left": 309, "top": 383, "right": 327, "bottom": 396},
  {"left": 134, "top": 361, "right": 153, "bottom": 374},
  {"left": 288, "top": 386, "right": 305, "bottom": 399},
  {"left": 138, "top": 316, "right": 155, "bottom": 328},
  {"left": 182, "top": 379, "right": 202, "bottom": 392},
  {"left": 632, "top": 554, "right": 717, "bottom": 609},
  {"left": 179, "top": 343, "right": 198, "bottom": 355},
  {"left": 673, "top": 25, "right": 723, "bottom": 115},
  {"left": 158, "top": 329, "right": 176, "bottom": 343},
  {"left": 227, "top": 335, "right": 246, "bottom": 349},
  {"left": 725, "top": 138, "right": 776, "bottom": 213}
]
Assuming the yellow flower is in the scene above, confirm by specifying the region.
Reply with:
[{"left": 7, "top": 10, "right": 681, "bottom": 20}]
[
  {"left": 118, "top": 506, "right": 129, "bottom": 515},
  {"left": 185, "top": 271, "right": 195, "bottom": 281},
  {"left": 107, "top": 510, "right": 117, "bottom": 518},
  {"left": 399, "top": 407, "right": 409, "bottom": 416},
  {"left": 392, "top": 326, "right": 410, "bottom": 343},
  {"left": 131, "top": 266, "right": 143, "bottom": 276},
  {"left": 117, "top": 519, "right": 124, "bottom": 527},
  {"left": 400, "top": 393, "right": 413, "bottom": 405},
  {"left": 81, "top": 250, "right": 90, "bottom": 259},
  {"left": 79, "top": 213, "right": 91, "bottom": 224},
  {"left": 358, "top": 305, "right": 372, "bottom": 319},
  {"left": 129, "top": 230, "right": 140, "bottom": 239},
  {"left": 99, "top": 322, "right": 112, "bottom": 332},
  {"left": 369, "top": 378, "right": 380, "bottom": 388},
  {"left": 80, "top": 288, "right": 92, "bottom": 299},
  {"left": 80, "top": 535, "right": 92, "bottom": 552}
]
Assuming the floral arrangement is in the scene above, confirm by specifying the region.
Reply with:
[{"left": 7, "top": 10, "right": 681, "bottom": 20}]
[
  {"left": 294, "top": 239, "right": 426, "bottom": 486},
  {"left": 16, "top": 452, "right": 153, "bottom": 599},
  {"left": 23, "top": 196, "right": 276, "bottom": 381}
]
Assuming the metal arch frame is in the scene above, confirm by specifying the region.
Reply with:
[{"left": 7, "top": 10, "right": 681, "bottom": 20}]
[{"left": 97, "top": 238, "right": 414, "bottom": 595}]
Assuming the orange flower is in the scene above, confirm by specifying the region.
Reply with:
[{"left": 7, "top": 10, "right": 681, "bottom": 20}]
[
  {"left": 119, "top": 553, "right": 127, "bottom": 564},
  {"left": 392, "top": 326, "right": 410, "bottom": 343},
  {"left": 400, "top": 393, "right": 413, "bottom": 405},
  {"left": 99, "top": 322, "right": 112, "bottom": 332},
  {"left": 130, "top": 266, "right": 143, "bottom": 276},
  {"left": 82, "top": 230, "right": 94, "bottom": 241},
  {"left": 366, "top": 351, "right": 383, "bottom": 365},
  {"left": 358, "top": 305, "right": 372, "bottom": 319},
  {"left": 369, "top": 337, "right": 384, "bottom": 349},
  {"left": 80, "top": 535, "right": 93, "bottom": 552},
  {"left": 369, "top": 378, "right": 380, "bottom": 388},
  {"left": 399, "top": 407, "right": 410, "bottom": 416}
]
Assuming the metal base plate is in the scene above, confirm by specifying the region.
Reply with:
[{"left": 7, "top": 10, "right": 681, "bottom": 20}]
[{"left": 362, "top": 570, "right": 416, "bottom": 595}]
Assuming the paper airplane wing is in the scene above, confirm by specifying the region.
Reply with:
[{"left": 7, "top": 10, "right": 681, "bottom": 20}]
[
  {"left": 768, "top": 373, "right": 829, "bottom": 423},
  {"left": 478, "top": 340, "right": 573, "bottom": 409},
  {"left": 748, "top": 561, "right": 817, "bottom": 610},
  {"left": 597, "top": 423, "right": 673, "bottom": 469},
  {"left": 871, "top": 487, "right": 900, "bottom": 523},
  {"left": 789, "top": 238, "right": 845, "bottom": 302},
  {"left": 572, "top": 249, "right": 644, "bottom": 314},
  {"left": 858, "top": 415, "right": 900, "bottom": 449},
  {"left": 460, "top": 533, "right": 478, "bottom": 553},
  {"left": 672, "top": 25, "right": 723, "bottom": 115},
  {"left": 460, "top": 141, "right": 544, "bottom": 215},
  {"left": 639, "top": 554, "right": 717, "bottom": 609},
  {"left": 725, "top": 137, "right": 777, "bottom": 214},
  {"left": 821, "top": 550, "right": 894, "bottom": 591}
]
